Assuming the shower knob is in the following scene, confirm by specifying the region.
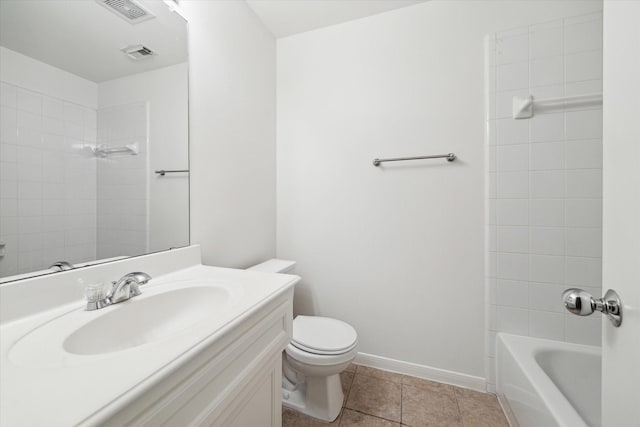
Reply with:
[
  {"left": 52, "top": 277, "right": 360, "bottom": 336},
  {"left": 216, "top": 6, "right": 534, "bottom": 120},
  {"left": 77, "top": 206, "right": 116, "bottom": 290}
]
[{"left": 562, "top": 288, "right": 622, "bottom": 327}]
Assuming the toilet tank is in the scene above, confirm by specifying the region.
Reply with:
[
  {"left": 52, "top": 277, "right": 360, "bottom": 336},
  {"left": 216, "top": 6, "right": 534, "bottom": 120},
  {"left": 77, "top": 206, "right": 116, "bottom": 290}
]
[{"left": 247, "top": 259, "right": 296, "bottom": 274}]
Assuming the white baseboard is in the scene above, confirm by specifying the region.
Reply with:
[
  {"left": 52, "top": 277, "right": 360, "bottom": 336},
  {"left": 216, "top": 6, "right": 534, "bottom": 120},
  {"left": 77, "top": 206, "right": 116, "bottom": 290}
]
[{"left": 353, "top": 352, "right": 486, "bottom": 393}]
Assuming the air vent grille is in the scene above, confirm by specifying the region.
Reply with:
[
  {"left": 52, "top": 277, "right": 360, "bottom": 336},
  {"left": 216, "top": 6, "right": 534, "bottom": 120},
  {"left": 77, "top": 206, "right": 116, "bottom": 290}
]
[
  {"left": 96, "top": 0, "right": 155, "bottom": 24},
  {"left": 121, "top": 44, "right": 156, "bottom": 60}
]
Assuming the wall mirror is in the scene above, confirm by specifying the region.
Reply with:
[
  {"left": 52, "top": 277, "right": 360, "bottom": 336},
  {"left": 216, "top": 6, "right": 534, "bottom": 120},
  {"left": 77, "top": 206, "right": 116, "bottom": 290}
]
[{"left": 0, "top": 0, "right": 189, "bottom": 282}]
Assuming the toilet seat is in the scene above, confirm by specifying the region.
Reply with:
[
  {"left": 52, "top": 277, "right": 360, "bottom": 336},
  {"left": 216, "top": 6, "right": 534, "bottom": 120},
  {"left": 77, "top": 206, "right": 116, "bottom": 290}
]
[
  {"left": 290, "top": 316, "right": 358, "bottom": 355},
  {"left": 286, "top": 341, "right": 359, "bottom": 367}
]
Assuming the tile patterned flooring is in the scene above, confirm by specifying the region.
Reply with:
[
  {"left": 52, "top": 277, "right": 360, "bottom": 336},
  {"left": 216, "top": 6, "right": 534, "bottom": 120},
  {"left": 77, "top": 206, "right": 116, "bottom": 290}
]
[{"left": 282, "top": 364, "right": 509, "bottom": 427}]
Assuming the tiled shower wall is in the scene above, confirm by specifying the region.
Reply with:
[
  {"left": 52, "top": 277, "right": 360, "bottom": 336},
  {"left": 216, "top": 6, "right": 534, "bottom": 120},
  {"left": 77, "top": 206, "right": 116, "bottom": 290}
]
[
  {"left": 96, "top": 102, "right": 149, "bottom": 259},
  {"left": 485, "top": 11, "right": 603, "bottom": 388},
  {"left": 0, "top": 82, "right": 97, "bottom": 275},
  {"left": 0, "top": 81, "right": 149, "bottom": 276}
]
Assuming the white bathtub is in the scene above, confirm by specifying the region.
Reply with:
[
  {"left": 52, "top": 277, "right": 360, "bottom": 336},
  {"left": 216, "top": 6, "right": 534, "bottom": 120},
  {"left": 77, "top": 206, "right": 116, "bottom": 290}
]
[{"left": 496, "top": 333, "right": 601, "bottom": 427}]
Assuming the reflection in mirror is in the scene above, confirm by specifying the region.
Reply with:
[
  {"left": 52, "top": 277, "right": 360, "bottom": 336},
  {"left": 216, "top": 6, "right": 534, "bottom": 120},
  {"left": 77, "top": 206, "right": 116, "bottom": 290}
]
[{"left": 0, "top": 0, "right": 189, "bottom": 281}]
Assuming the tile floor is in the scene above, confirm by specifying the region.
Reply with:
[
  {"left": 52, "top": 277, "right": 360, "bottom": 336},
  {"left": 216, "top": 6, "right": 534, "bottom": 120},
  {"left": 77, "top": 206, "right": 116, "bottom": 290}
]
[{"left": 282, "top": 364, "right": 509, "bottom": 427}]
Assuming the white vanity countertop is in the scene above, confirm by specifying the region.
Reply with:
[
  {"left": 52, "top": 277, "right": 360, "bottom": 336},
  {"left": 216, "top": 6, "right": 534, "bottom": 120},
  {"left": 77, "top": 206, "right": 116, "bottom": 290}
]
[{"left": 0, "top": 264, "right": 298, "bottom": 426}]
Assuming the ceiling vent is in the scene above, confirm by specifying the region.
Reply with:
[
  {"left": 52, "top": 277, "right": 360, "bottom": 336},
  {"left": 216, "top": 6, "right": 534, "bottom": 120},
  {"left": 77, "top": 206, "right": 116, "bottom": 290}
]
[
  {"left": 96, "top": 0, "right": 155, "bottom": 24},
  {"left": 121, "top": 44, "right": 156, "bottom": 60}
]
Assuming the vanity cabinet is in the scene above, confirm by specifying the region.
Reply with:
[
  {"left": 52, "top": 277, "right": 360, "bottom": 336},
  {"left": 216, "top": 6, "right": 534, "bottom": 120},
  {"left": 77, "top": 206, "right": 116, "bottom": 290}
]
[{"left": 102, "top": 289, "right": 293, "bottom": 427}]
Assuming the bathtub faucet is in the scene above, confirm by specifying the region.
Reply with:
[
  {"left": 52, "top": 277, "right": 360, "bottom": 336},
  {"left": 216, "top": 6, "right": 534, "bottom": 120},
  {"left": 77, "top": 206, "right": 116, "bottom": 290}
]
[{"left": 562, "top": 288, "right": 622, "bottom": 327}]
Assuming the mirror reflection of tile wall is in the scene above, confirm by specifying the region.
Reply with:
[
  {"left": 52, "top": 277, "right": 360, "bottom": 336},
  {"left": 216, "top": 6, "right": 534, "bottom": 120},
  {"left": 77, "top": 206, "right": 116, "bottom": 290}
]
[
  {"left": 96, "top": 102, "right": 149, "bottom": 260},
  {"left": 1, "top": 81, "right": 98, "bottom": 276}
]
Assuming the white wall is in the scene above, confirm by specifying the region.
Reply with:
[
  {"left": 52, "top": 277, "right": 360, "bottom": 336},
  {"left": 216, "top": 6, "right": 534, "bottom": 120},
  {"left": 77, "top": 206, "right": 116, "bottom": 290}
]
[
  {"left": 181, "top": 0, "right": 277, "bottom": 268},
  {"left": 1, "top": 48, "right": 98, "bottom": 276},
  {"left": 277, "top": 0, "right": 603, "bottom": 379},
  {"left": 98, "top": 63, "right": 189, "bottom": 253},
  {"left": 485, "top": 10, "right": 603, "bottom": 390}
]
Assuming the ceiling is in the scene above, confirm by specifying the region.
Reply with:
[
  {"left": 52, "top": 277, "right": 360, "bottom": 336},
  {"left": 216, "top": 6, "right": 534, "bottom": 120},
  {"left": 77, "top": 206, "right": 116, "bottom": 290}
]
[
  {"left": 245, "top": 0, "right": 428, "bottom": 38},
  {"left": 0, "top": 0, "right": 187, "bottom": 83}
]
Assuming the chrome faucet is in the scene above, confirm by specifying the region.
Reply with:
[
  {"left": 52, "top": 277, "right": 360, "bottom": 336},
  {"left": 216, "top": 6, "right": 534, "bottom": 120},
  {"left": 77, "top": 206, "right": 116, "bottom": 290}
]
[
  {"left": 86, "top": 272, "right": 152, "bottom": 311},
  {"left": 50, "top": 261, "right": 74, "bottom": 271}
]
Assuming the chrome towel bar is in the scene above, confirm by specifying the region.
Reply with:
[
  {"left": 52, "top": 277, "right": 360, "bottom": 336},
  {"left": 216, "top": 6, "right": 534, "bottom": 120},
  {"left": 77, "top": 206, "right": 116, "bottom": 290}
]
[
  {"left": 372, "top": 153, "right": 456, "bottom": 166},
  {"left": 154, "top": 169, "right": 189, "bottom": 176}
]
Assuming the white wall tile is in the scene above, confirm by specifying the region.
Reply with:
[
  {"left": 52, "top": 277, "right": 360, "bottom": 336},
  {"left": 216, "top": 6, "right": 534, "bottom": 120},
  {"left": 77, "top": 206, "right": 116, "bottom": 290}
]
[
  {"left": 17, "top": 90, "right": 42, "bottom": 115},
  {"left": 1, "top": 215, "right": 18, "bottom": 234},
  {"left": 529, "top": 282, "right": 566, "bottom": 312},
  {"left": 0, "top": 180, "right": 18, "bottom": 199},
  {"left": 16, "top": 127, "right": 42, "bottom": 147},
  {"left": 566, "top": 51, "right": 602, "bottom": 82},
  {"left": 496, "top": 199, "right": 528, "bottom": 226},
  {"left": 1, "top": 81, "right": 101, "bottom": 273},
  {"left": 497, "top": 226, "right": 528, "bottom": 253},
  {"left": 1, "top": 143, "right": 17, "bottom": 163},
  {"left": 530, "top": 254, "right": 564, "bottom": 283},
  {"left": 530, "top": 113, "right": 564, "bottom": 142},
  {"left": 496, "top": 118, "right": 528, "bottom": 145},
  {"left": 530, "top": 227, "right": 565, "bottom": 255},
  {"left": 43, "top": 117, "right": 64, "bottom": 136},
  {"left": 1, "top": 107, "right": 18, "bottom": 144},
  {"left": 565, "top": 140, "right": 602, "bottom": 169},
  {"left": 565, "top": 199, "right": 602, "bottom": 227},
  {"left": 497, "top": 306, "right": 529, "bottom": 334},
  {"left": 0, "top": 82, "right": 17, "bottom": 108},
  {"left": 497, "top": 252, "right": 529, "bottom": 281},
  {"left": 566, "top": 110, "right": 602, "bottom": 140},
  {"left": 565, "top": 18, "right": 602, "bottom": 54},
  {"left": 531, "top": 142, "right": 564, "bottom": 170},
  {"left": 529, "top": 311, "right": 564, "bottom": 340},
  {"left": 484, "top": 13, "right": 602, "bottom": 351},
  {"left": 565, "top": 256, "right": 602, "bottom": 287},
  {"left": 531, "top": 171, "right": 564, "bottom": 198},
  {"left": 496, "top": 279, "right": 528, "bottom": 308},
  {"left": 496, "top": 62, "right": 529, "bottom": 91},
  {"left": 566, "top": 169, "right": 602, "bottom": 198},
  {"left": 18, "top": 182, "right": 42, "bottom": 200},
  {"left": 42, "top": 97, "right": 65, "bottom": 120},
  {"left": 565, "top": 79, "right": 602, "bottom": 96},
  {"left": 0, "top": 198, "right": 17, "bottom": 217},
  {"left": 566, "top": 228, "right": 602, "bottom": 257},
  {"left": 497, "top": 144, "right": 529, "bottom": 171},
  {"left": 530, "top": 26, "right": 562, "bottom": 59},
  {"left": 496, "top": 34, "right": 529, "bottom": 65},
  {"left": 497, "top": 171, "right": 528, "bottom": 198},
  {"left": 17, "top": 111, "right": 41, "bottom": 131},
  {"left": 1, "top": 161, "right": 17, "bottom": 181},
  {"left": 63, "top": 104, "right": 84, "bottom": 125},
  {"left": 530, "top": 56, "right": 563, "bottom": 87}
]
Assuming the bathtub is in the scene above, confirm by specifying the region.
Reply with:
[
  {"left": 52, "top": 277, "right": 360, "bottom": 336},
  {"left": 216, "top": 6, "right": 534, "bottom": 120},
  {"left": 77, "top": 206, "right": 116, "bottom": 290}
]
[{"left": 496, "top": 333, "right": 601, "bottom": 427}]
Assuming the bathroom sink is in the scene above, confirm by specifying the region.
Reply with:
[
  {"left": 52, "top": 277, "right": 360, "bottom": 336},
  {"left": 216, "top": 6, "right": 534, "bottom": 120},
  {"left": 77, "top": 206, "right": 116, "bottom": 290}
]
[{"left": 64, "top": 286, "right": 229, "bottom": 355}]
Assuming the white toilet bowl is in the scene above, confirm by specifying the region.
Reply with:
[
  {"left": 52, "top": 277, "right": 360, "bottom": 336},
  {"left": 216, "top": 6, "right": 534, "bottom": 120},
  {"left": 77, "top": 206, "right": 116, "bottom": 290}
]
[
  {"left": 247, "top": 260, "right": 358, "bottom": 422},
  {"left": 282, "top": 315, "right": 358, "bottom": 421}
]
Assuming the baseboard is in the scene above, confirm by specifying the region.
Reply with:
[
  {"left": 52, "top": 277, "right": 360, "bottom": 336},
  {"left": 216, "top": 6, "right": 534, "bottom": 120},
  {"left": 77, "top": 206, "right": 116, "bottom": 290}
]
[{"left": 353, "top": 352, "right": 486, "bottom": 393}]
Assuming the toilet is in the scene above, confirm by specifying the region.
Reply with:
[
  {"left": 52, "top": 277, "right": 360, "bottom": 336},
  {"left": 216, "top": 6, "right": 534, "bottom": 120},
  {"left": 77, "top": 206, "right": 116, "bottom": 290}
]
[{"left": 248, "top": 259, "right": 358, "bottom": 422}]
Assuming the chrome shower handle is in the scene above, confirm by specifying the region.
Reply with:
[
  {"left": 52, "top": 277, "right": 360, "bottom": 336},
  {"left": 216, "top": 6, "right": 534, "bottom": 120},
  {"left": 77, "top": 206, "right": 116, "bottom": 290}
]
[{"left": 562, "top": 288, "right": 622, "bottom": 327}]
